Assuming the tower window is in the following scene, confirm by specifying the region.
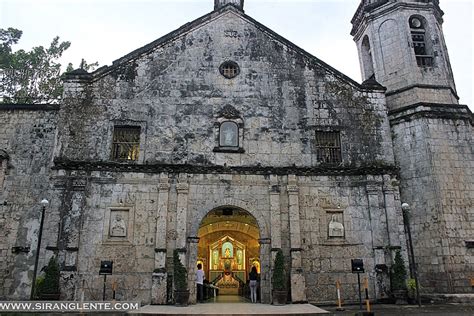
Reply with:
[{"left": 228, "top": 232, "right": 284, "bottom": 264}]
[
  {"left": 112, "top": 126, "right": 140, "bottom": 161},
  {"left": 409, "top": 16, "right": 433, "bottom": 67},
  {"left": 219, "top": 61, "right": 240, "bottom": 79},
  {"left": 361, "top": 35, "right": 375, "bottom": 80},
  {"left": 315, "top": 131, "right": 342, "bottom": 164}
]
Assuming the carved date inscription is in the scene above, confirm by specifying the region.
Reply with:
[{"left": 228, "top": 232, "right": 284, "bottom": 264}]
[{"left": 224, "top": 30, "right": 238, "bottom": 38}]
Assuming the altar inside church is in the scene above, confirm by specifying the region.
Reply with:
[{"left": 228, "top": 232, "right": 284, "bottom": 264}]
[{"left": 199, "top": 235, "right": 260, "bottom": 295}]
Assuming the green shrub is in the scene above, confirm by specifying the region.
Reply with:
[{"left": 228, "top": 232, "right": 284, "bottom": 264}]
[
  {"left": 391, "top": 250, "right": 407, "bottom": 290},
  {"left": 173, "top": 249, "right": 187, "bottom": 291},
  {"left": 272, "top": 249, "right": 285, "bottom": 291},
  {"left": 37, "top": 256, "right": 60, "bottom": 296}
]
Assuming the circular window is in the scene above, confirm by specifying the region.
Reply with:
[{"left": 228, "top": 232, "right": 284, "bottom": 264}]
[{"left": 219, "top": 61, "right": 240, "bottom": 79}]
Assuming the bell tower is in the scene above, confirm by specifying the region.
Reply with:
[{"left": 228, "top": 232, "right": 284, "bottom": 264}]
[
  {"left": 352, "top": 0, "right": 474, "bottom": 295},
  {"left": 214, "top": 0, "right": 244, "bottom": 11},
  {"left": 351, "top": 0, "right": 458, "bottom": 111}
]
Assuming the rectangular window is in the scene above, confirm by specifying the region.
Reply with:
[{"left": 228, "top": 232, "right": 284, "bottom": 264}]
[
  {"left": 315, "top": 131, "right": 342, "bottom": 164},
  {"left": 112, "top": 126, "right": 140, "bottom": 161}
]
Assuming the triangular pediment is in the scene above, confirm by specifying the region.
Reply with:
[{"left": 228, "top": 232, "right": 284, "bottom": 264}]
[{"left": 91, "top": 4, "right": 365, "bottom": 89}]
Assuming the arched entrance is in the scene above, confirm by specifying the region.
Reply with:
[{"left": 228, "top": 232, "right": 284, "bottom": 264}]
[{"left": 196, "top": 207, "right": 261, "bottom": 303}]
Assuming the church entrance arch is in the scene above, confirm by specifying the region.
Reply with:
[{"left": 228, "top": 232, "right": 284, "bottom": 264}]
[{"left": 194, "top": 207, "right": 264, "bottom": 303}]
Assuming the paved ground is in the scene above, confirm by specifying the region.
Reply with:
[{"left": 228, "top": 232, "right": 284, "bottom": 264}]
[
  {"left": 131, "top": 296, "right": 328, "bottom": 315},
  {"left": 133, "top": 303, "right": 328, "bottom": 315},
  {"left": 323, "top": 303, "right": 474, "bottom": 316}
]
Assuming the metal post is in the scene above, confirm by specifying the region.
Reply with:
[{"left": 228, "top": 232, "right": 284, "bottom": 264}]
[
  {"left": 357, "top": 272, "right": 362, "bottom": 310},
  {"left": 103, "top": 274, "right": 107, "bottom": 301},
  {"left": 402, "top": 203, "right": 421, "bottom": 307},
  {"left": 30, "top": 200, "right": 48, "bottom": 300}
]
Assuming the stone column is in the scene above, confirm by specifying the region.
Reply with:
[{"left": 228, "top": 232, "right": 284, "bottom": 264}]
[
  {"left": 187, "top": 236, "right": 200, "bottom": 305},
  {"left": 258, "top": 238, "right": 272, "bottom": 304},
  {"left": 151, "top": 175, "right": 170, "bottom": 305},
  {"left": 287, "top": 175, "right": 307, "bottom": 303}
]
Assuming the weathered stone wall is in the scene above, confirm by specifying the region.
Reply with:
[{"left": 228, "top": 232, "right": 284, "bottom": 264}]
[
  {"left": 0, "top": 106, "right": 58, "bottom": 299},
  {"left": 58, "top": 11, "right": 394, "bottom": 168},
  {"left": 44, "top": 170, "right": 402, "bottom": 304},
  {"left": 391, "top": 112, "right": 474, "bottom": 294}
]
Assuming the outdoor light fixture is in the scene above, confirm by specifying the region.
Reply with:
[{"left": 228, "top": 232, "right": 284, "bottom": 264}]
[{"left": 30, "top": 198, "right": 49, "bottom": 299}]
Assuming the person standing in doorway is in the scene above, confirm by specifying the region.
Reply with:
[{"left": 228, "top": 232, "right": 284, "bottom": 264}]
[
  {"left": 249, "top": 266, "right": 258, "bottom": 303},
  {"left": 196, "top": 263, "right": 204, "bottom": 303}
]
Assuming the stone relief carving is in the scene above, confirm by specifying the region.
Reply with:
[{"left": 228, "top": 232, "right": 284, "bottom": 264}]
[
  {"left": 109, "top": 210, "right": 128, "bottom": 237},
  {"left": 328, "top": 213, "right": 344, "bottom": 238}
]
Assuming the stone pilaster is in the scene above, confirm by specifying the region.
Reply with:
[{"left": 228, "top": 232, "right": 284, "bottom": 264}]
[
  {"left": 151, "top": 175, "right": 170, "bottom": 305},
  {"left": 269, "top": 175, "right": 282, "bottom": 250},
  {"left": 286, "top": 175, "right": 307, "bottom": 303},
  {"left": 258, "top": 238, "right": 272, "bottom": 304},
  {"left": 366, "top": 179, "right": 390, "bottom": 300},
  {"left": 176, "top": 177, "right": 189, "bottom": 249},
  {"left": 366, "top": 181, "right": 388, "bottom": 250},
  {"left": 187, "top": 236, "right": 200, "bottom": 305},
  {"left": 382, "top": 175, "right": 402, "bottom": 247}
]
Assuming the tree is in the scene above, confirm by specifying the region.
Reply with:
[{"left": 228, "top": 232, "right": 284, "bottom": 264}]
[
  {"left": 391, "top": 250, "right": 408, "bottom": 291},
  {"left": 272, "top": 249, "right": 285, "bottom": 291},
  {"left": 35, "top": 256, "right": 60, "bottom": 299},
  {"left": 0, "top": 27, "right": 71, "bottom": 104}
]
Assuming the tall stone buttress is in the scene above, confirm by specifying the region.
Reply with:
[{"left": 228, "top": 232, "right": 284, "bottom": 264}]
[{"left": 352, "top": 0, "right": 473, "bottom": 294}]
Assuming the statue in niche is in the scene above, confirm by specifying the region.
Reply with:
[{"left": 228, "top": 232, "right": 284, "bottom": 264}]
[
  {"left": 220, "top": 122, "right": 238, "bottom": 147},
  {"left": 222, "top": 241, "right": 233, "bottom": 258},
  {"left": 328, "top": 214, "right": 344, "bottom": 237},
  {"left": 110, "top": 213, "right": 127, "bottom": 237},
  {"left": 236, "top": 250, "right": 243, "bottom": 270}
]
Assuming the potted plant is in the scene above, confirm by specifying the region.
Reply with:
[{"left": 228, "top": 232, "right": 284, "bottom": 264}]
[
  {"left": 391, "top": 250, "right": 408, "bottom": 304},
  {"left": 272, "top": 249, "right": 287, "bottom": 305},
  {"left": 406, "top": 278, "right": 417, "bottom": 304},
  {"left": 36, "top": 256, "right": 60, "bottom": 300},
  {"left": 173, "top": 249, "right": 189, "bottom": 306}
]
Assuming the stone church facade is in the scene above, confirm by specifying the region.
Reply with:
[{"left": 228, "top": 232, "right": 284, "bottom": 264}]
[{"left": 0, "top": 0, "right": 472, "bottom": 305}]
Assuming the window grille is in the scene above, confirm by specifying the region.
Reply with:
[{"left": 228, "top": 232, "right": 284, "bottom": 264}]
[
  {"left": 315, "top": 131, "right": 342, "bottom": 164},
  {"left": 112, "top": 126, "right": 140, "bottom": 161},
  {"left": 219, "top": 61, "right": 240, "bottom": 79}
]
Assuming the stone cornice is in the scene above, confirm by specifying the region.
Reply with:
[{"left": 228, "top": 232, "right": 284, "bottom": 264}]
[
  {"left": 389, "top": 103, "right": 473, "bottom": 126},
  {"left": 52, "top": 159, "right": 399, "bottom": 177}
]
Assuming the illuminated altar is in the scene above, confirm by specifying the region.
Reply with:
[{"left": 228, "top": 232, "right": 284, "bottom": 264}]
[{"left": 207, "top": 236, "right": 246, "bottom": 295}]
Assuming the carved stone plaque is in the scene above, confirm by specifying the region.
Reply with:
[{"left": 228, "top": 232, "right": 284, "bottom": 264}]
[
  {"left": 328, "top": 212, "right": 344, "bottom": 238},
  {"left": 109, "top": 210, "right": 129, "bottom": 237}
]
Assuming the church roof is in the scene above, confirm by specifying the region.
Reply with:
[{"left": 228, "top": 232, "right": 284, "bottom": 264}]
[{"left": 91, "top": 4, "right": 376, "bottom": 91}]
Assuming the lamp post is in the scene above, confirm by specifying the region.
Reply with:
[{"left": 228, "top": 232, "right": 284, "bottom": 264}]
[
  {"left": 30, "top": 199, "right": 48, "bottom": 300},
  {"left": 401, "top": 202, "right": 421, "bottom": 307}
]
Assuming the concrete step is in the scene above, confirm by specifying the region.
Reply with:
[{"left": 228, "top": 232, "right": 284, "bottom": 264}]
[{"left": 129, "top": 303, "right": 329, "bottom": 315}]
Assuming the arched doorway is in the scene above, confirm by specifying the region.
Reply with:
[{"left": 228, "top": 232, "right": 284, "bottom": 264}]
[{"left": 196, "top": 207, "right": 261, "bottom": 303}]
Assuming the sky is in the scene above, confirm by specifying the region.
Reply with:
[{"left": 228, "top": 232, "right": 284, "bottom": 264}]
[{"left": 1, "top": 0, "right": 472, "bottom": 108}]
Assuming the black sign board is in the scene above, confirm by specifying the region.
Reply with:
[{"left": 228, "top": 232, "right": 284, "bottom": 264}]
[
  {"left": 99, "top": 260, "right": 113, "bottom": 275},
  {"left": 351, "top": 259, "right": 364, "bottom": 273}
]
